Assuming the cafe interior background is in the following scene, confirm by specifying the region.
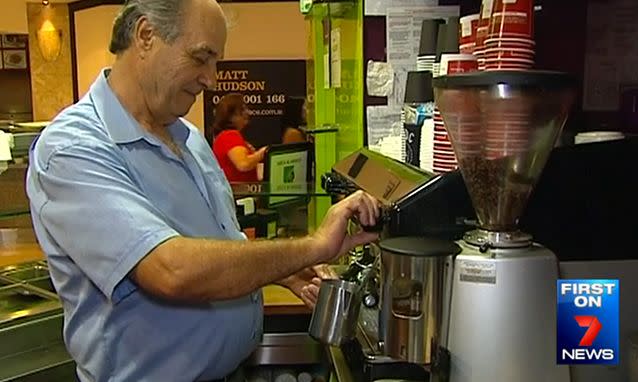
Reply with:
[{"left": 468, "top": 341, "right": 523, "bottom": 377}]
[{"left": 0, "top": 0, "right": 637, "bottom": 381}]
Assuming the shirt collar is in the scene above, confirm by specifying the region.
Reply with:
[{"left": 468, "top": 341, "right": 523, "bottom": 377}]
[{"left": 89, "top": 68, "right": 190, "bottom": 145}]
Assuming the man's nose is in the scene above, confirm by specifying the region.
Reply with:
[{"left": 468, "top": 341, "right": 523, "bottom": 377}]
[{"left": 200, "top": 62, "right": 217, "bottom": 90}]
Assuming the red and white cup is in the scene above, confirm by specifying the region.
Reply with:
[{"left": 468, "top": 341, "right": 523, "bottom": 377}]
[
  {"left": 459, "top": 14, "right": 480, "bottom": 53},
  {"left": 484, "top": 47, "right": 535, "bottom": 61},
  {"left": 485, "top": 37, "right": 535, "bottom": 49},
  {"left": 440, "top": 54, "right": 479, "bottom": 75},
  {"left": 460, "top": 43, "right": 476, "bottom": 55},
  {"left": 488, "top": 0, "right": 534, "bottom": 39},
  {"left": 475, "top": 0, "right": 494, "bottom": 48},
  {"left": 484, "top": 57, "right": 534, "bottom": 70}
]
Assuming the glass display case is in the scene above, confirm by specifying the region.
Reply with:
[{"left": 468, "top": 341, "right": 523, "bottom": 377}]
[{"left": 231, "top": 180, "right": 331, "bottom": 240}]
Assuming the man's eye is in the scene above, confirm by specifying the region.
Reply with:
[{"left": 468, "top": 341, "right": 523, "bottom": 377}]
[{"left": 193, "top": 56, "right": 207, "bottom": 65}]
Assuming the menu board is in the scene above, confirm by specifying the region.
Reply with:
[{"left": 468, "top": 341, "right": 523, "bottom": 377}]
[{"left": 204, "top": 60, "right": 306, "bottom": 147}]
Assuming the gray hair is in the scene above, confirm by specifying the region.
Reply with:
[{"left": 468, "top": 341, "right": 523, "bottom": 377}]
[{"left": 108, "top": 0, "right": 187, "bottom": 54}]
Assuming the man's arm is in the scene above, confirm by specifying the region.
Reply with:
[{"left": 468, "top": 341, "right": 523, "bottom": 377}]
[
  {"left": 30, "top": 136, "right": 378, "bottom": 305},
  {"left": 131, "top": 191, "right": 380, "bottom": 303},
  {"left": 131, "top": 236, "right": 319, "bottom": 302}
]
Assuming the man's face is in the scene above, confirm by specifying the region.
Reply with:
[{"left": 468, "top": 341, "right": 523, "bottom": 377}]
[{"left": 142, "top": 0, "right": 227, "bottom": 122}]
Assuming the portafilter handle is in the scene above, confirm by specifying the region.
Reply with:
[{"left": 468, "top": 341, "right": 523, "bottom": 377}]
[{"left": 353, "top": 209, "right": 388, "bottom": 233}]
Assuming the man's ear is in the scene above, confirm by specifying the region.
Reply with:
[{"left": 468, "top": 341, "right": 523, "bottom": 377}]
[{"left": 133, "top": 16, "right": 155, "bottom": 55}]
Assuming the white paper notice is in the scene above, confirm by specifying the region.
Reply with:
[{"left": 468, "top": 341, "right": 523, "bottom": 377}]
[
  {"left": 386, "top": 9, "right": 413, "bottom": 66},
  {"left": 331, "top": 27, "right": 342, "bottom": 88},
  {"left": 366, "top": 105, "right": 402, "bottom": 147},
  {"left": 365, "top": 0, "right": 438, "bottom": 16},
  {"left": 367, "top": 61, "right": 394, "bottom": 97},
  {"left": 386, "top": 6, "right": 459, "bottom": 107},
  {"left": 323, "top": 52, "right": 330, "bottom": 90}
]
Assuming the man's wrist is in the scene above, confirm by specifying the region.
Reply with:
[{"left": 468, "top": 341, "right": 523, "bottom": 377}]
[
  {"left": 302, "top": 235, "right": 328, "bottom": 265},
  {"left": 275, "top": 275, "right": 294, "bottom": 288}
]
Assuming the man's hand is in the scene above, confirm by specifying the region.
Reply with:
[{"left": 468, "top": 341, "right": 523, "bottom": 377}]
[
  {"left": 279, "top": 264, "right": 338, "bottom": 309},
  {"left": 311, "top": 190, "right": 381, "bottom": 263}
]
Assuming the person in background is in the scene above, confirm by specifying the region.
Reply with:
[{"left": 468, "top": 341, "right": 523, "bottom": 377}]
[
  {"left": 25, "top": 0, "right": 381, "bottom": 380},
  {"left": 280, "top": 97, "right": 307, "bottom": 144},
  {"left": 212, "top": 93, "right": 266, "bottom": 182}
]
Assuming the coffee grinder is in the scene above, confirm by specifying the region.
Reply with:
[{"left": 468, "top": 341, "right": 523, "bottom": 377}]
[{"left": 432, "top": 70, "right": 577, "bottom": 382}]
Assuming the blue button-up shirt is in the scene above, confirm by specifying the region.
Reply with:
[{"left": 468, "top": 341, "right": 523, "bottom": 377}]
[{"left": 26, "top": 69, "right": 263, "bottom": 382}]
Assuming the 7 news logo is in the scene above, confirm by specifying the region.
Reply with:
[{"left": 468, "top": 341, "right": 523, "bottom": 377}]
[{"left": 557, "top": 280, "right": 619, "bottom": 365}]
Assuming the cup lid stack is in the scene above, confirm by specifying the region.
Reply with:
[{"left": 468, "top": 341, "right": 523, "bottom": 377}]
[{"left": 417, "top": 19, "right": 443, "bottom": 73}]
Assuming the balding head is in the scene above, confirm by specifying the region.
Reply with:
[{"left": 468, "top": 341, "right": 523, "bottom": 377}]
[{"left": 109, "top": 0, "right": 226, "bottom": 55}]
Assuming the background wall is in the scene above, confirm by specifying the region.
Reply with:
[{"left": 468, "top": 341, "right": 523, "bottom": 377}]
[
  {"left": 221, "top": 2, "right": 308, "bottom": 60},
  {"left": 74, "top": 5, "right": 119, "bottom": 98},
  {"left": 27, "top": 3, "right": 73, "bottom": 121},
  {"left": 0, "top": 0, "right": 28, "bottom": 34},
  {"left": 73, "top": 2, "right": 308, "bottom": 130}
]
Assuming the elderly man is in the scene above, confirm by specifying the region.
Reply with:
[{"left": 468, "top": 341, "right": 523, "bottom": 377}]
[{"left": 25, "top": 0, "right": 379, "bottom": 381}]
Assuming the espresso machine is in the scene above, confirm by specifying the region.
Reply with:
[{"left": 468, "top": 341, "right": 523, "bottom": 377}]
[
  {"left": 323, "top": 70, "right": 638, "bottom": 382},
  {"left": 325, "top": 148, "right": 474, "bottom": 381}
]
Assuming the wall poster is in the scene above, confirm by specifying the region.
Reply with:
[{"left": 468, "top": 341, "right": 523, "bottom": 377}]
[{"left": 204, "top": 60, "right": 306, "bottom": 148}]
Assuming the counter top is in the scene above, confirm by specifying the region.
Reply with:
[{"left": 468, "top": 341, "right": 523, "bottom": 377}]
[
  {"left": 0, "top": 243, "right": 44, "bottom": 268},
  {"left": 0, "top": 243, "right": 308, "bottom": 313}
]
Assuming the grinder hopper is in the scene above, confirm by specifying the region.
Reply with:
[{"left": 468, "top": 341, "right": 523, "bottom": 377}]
[{"left": 432, "top": 71, "right": 577, "bottom": 245}]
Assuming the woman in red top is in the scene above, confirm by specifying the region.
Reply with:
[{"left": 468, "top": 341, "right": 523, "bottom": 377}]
[{"left": 211, "top": 93, "right": 267, "bottom": 182}]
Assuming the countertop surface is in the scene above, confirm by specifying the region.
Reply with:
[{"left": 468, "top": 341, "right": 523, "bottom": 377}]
[{"left": 0, "top": 242, "right": 309, "bottom": 314}]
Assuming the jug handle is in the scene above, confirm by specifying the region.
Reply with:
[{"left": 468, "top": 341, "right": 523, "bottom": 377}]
[{"left": 391, "top": 311, "right": 424, "bottom": 320}]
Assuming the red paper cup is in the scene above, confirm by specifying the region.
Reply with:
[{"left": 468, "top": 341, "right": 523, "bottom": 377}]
[
  {"left": 434, "top": 161, "right": 458, "bottom": 166},
  {"left": 489, "top": 0, "right": 534, "bottom": 38},
  {"left": 484, "top": 47, "right": 535, "bottom": 60},
  {"left": 434, "top": 145, "right": 454, "bottom": 154},
  {"left": 434, "top": 153, "right": 457, "bottom": 159},
  {"left": 485, "top": 41, "right": 535, "bottom": 51},
  {"left": 460, "top": 42, "right": 476, "bottom": 54},
  {"left": 433, "top": 147, "right": 456, "bottom": 154},
  {"left": 440, "top": 54, "right": 479, "bottom": 75},
  {"left": 460, "top": 14, "right": 480, "bottom": 46},
  {"left": 475, "top": 26, "right": 490, "bottom": 51},
  {"left": 485, "top": 37, "right": 535, "bottom": 46},
  {"left": 484, "top": 58, "right": 534, "bottom": 70}
]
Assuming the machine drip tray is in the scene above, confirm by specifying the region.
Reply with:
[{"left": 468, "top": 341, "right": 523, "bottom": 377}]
[
  {"left": 342, "top": 309, "right": 430, "bottom": 382},
  {"left": 341, "top": 337, "right": 430, "bottom": 381}
]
